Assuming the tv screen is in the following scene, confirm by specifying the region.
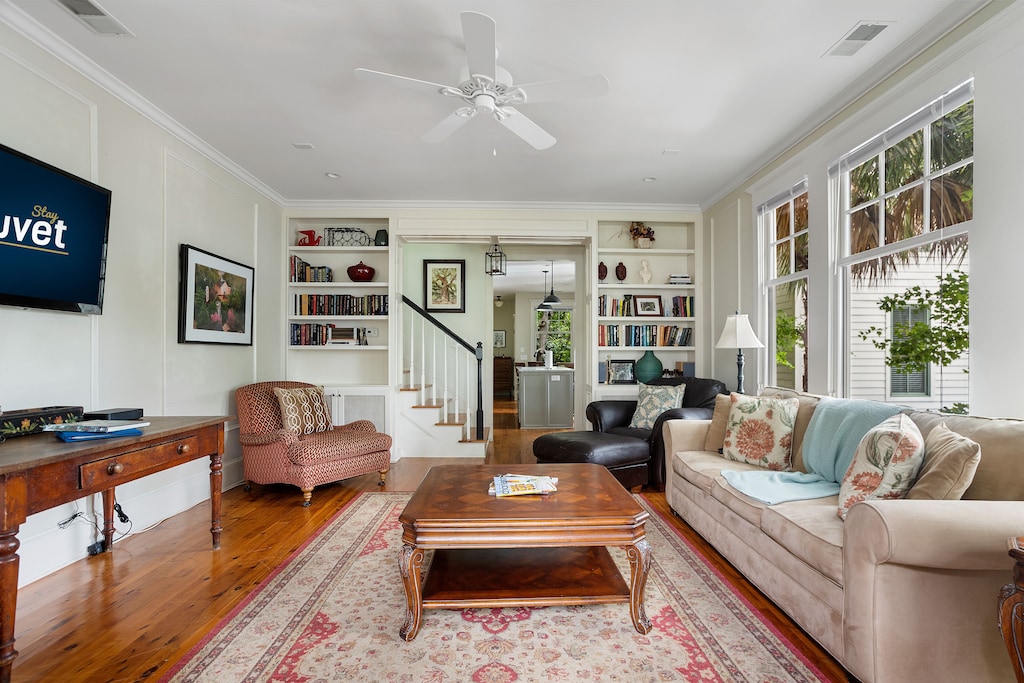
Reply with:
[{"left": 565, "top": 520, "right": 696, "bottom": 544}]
[{"left": 0, "top": 142, "right": 112, "bottom": 314}]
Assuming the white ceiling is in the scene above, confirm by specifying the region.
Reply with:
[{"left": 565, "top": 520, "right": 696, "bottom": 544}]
[{"left": 2, "top": 0, "right": 987, "bottom": 208}]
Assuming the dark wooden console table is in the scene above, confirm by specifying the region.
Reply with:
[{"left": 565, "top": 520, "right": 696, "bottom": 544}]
[{"left": 0, "top": 416, "right": 226, "bottom": 682}]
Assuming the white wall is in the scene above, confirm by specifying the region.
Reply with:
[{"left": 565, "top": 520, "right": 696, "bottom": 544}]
[
  {"left": 706, "top": 2, "right": 1024, "bottom": 416},
  {"left": 0, "top": 22, "right": 283, "bottom": 585}
]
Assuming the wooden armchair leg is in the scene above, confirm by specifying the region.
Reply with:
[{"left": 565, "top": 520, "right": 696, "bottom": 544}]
[
  {"left": 378, "top": 470, "right": 387, "bottom": 487},
  {"left": 300, "top": 487, "right": 313, "bottom": 507}
]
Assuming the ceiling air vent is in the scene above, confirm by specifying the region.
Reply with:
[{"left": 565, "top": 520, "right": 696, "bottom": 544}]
[
  {"left": 825, "top": 21, "right": 891, "bottom": 57},
  {"left": 53, "top": 0, "right": 134, "bottom": 36}
]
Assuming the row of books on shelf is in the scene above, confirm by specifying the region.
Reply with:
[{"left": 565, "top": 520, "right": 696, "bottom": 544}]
[
  {"left": 596, "top": 294, "right": 695, "bottom": 317},
  {"left": 290, "top": 323, "right": 370, "bottom": 346},
  {"left": 598, "top": 324, "right": 693, "bottom": 347},
  {"left": 289, "top": 255, "right": 333, "bottom": 283},
  {"left": 293, "top": 293, "right": 388, "bottom": 316}
]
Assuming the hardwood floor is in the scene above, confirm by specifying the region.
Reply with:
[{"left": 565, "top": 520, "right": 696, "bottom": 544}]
[{"left": 12, "top": 398, "right": 848, "bottom": 682}]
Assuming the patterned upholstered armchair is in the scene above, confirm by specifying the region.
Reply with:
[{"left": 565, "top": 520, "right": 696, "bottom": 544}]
[{"left": 235, "top": 381, "right": 391, "bottom": 506}]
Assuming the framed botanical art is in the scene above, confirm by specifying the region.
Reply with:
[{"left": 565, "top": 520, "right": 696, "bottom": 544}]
[
  {"left": 607, "top": 359, "right": 637, "bottom": 384},
  {"left": 633, "top": 294, "right": 664, "bottom": 317},
  {"left": 178, "top": 244, "right": 254, "bottom": 345},
  {"left": 494, "top": 330, "right": 507, "bottom": 348},
  {"left": 424, "top": 259, "right": 465, "bottom": 313}
]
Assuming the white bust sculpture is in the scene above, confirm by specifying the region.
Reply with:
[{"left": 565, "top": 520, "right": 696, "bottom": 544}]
[{"left": 639, "top": 259, "right": 652, "bottom": 284}]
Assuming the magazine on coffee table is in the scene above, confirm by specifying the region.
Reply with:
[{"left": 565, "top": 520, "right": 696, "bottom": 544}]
[{"left": 490, "top": 474, "right": 558, "bottom": 497}]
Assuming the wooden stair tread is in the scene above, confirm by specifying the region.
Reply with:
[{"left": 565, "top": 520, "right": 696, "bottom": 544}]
[
  {"left": 458, "top": 430, "right": 489, "bottom": 446},
  {"left": 414, "top": 399, "right": 448, "bottom": 409}
]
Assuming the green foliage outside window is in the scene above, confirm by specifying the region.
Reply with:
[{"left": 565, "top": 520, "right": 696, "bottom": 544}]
[
  {"left": 775, "top": 312, "right": 806, "bottom": 369},
  {"left": 857, "top": 270, "right": 969, "bottom": 412},
  {"left": 537, "top": 310, "right": 572, "bottom": 363}
]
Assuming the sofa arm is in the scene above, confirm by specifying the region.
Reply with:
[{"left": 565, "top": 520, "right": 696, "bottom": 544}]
[
  {"left": 586, "top": 400, "right": 636, "bottom": 432},
  {"left": 335, "top": 419, "right": 378, "bottom": 433},
  {"left": 239, "top": 428, "right": 297, "bottom": 447},
  {"left": 843, "top": 500, "right": 1021, "bottom": 683},
  {"left": 663, "top": 418, "right": 712, "bottom": 459},
  {"left": 647, "top": 408, "right": 714, "bottom": 490}
]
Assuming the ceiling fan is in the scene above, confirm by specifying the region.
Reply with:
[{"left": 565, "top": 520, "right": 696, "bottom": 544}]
[{"left": 354, "top": 11, "right": 609, "bottom": 150}]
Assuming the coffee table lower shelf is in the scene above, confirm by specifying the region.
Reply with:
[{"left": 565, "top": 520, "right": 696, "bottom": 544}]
[{"left": 421, "top": 546, "right": 631, "bottom": 608}]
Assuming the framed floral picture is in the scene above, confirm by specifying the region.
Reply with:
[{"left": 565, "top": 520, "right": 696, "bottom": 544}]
[
  {"left": 494, "top": 330, "right": 507, "bottom": 348},
  {"left": 178, "top": 244, "right": 254, "bottom": 345},
  {"left": 424, "top": 259, "right": 465, "bottom": 313}
]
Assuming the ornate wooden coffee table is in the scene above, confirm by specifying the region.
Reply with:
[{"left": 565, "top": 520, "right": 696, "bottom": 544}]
[{"left": 398, "top": 463, "right": 651, "bottom": 641}]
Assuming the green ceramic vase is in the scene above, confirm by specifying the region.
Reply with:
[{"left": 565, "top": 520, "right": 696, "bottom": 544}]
[{"left": 635, "top": 350, "right": 663, "bottom": 383}]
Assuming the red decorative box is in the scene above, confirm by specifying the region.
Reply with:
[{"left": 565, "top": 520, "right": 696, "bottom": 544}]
[{"left": 0, "top": 406, "right": 84, "bottom": 439}]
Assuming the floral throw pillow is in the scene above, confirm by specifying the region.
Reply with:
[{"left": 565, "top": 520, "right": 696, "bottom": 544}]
[
  {"left": 838, "top": 413, "right": 925, "bottom": 519},
  {"left": 629, "top": 383, "right": 686, "bottom": 430},
  {"left": 273, "top": 385, "right": 333, "bottom": 435},
  {"left": 721, "top": 393, "right": 799, "bottom": 470}
]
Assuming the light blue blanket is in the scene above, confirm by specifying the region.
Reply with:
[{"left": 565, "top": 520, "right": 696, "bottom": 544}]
[
  {"left": 718, "top": 396, "right": 902, "bottom": 505},
  {"left": 721, "top": 470, "right": 839, "bottom": 505},
  {"left": 801, "top": 397, "right": 903, "bottom": 483}
]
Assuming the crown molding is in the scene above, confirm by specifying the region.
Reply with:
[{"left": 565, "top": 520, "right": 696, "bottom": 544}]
[
  {"left": 700, "top": 0, "right": 1003, "bottom": 211},
  {"left": 0, "top": 1, "right": 288, "bottom": 206}
]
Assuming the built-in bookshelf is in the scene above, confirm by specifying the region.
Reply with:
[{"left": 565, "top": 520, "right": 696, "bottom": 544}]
[
  {"left": 593, "top": 217, "right": 701, "bottom": 398},
  {"left": 284, "top": 215, "right": 393, "bottom": 387}
]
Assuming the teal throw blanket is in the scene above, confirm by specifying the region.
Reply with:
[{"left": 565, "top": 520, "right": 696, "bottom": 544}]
[
  {"left": 801, "top": 397, "right": 903, "bottom": 483},
  {"left": 721, "top": 470, "right": 839, "bottom": 505}
]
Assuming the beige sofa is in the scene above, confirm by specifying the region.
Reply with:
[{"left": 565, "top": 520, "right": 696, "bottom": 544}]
[{"left": 663, "top": 387, "right": 1024, "bottom": 683}]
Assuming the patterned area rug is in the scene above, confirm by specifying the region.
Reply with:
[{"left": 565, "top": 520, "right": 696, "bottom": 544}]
[{"left": 162, "top": 492, "right": 830, "bottom": 682}]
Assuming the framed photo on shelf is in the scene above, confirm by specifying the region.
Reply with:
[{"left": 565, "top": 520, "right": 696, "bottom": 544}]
[
  {"left": 178, "top": 244, "right": 254, "bottom": 345},
  {"left": 633, "top": 295, "right": 664, "bottom": 317},
  {"left": 494, "top": 330, "right": 506, "bottom": 348},
  {"left": 607, "top": 359, "right": 637, "bottom": 384},
  {"left": 424, "top": 259, "right": 465, "bottom": 313}
]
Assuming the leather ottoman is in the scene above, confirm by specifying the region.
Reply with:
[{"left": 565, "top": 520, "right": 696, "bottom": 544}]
[{"left": 532, "top": 431, "right": 651, "bottom": 491}]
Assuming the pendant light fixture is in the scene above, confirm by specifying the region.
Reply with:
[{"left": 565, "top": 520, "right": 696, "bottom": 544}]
[
  {"left": 536, "top": 268, "right": 551, "bottom": 310},
  {"left": 541, "top": 260, "right": 562, "bottom": 307},
  {"left": 484, "top": 240, "right": 507, "bottom": 276}
]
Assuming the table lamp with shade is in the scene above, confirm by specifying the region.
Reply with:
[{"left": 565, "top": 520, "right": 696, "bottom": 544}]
[{"left": 715, "top": 312, "right": 764, "bottom": 394}]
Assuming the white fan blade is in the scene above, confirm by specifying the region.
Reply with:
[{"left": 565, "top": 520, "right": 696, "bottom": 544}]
[
  {"left": 498, "top": 107, "right": 556, "bottom": 150},
  {"left": 354, "top": 68, "right": 451, "bottom": 96},
  {"left": 515, "top": 74, "right": 610, "bottom": 103},
  {"left": 461, "top": 11, "right": 496, "bottom": 80},
  {"left": 423, "top": 110, "right": 475, "bottom": 143}
]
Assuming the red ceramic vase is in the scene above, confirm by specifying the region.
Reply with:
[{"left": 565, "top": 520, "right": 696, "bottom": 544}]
[{"left": 347, "top": 261, "right": 375, "bottom": 282}]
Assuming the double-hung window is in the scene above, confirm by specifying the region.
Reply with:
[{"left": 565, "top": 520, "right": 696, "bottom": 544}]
[
  {"left": 760, "top": 181, "right": 809, "bottom": 391},
  {"left": 830, "top": 79, "right": 972, "bottom": 410}
]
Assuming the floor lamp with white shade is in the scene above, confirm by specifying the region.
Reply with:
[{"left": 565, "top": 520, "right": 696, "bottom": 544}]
[{"left": 714, "top": 312, "right": 764, "bottom": 394}]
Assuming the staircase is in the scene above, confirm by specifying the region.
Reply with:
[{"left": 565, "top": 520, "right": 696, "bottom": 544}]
[{"left": 396, "top": 296, "right": 489, "bottom": 458}]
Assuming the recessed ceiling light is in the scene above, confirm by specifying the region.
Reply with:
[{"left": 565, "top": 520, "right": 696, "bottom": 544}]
[
  {"left": 642, "top": 177, "right": 657, "bottom": 182},
  {"left": 293, "top": 142, "right": 315, "bottom": 150},
  {"left": 325, "top": 172, "right": 341, "bottom": 179}
]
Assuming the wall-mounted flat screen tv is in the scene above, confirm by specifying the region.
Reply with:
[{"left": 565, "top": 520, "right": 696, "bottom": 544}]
[{"left": 0, "top": 142, "right": 112, "bottom": 314}]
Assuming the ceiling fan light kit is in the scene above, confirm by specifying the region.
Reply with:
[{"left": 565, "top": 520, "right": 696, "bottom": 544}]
[{"left": 354, "top": 11, "right": 608, "bottom": 150}]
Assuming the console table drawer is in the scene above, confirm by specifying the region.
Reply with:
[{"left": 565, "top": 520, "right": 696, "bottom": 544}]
[{"left": 80, "top": 436, "right": 200, "bottom": 488}]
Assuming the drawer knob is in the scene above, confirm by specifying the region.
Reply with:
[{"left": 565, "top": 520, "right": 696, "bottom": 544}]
[
  {"left": 107, "top": 462, "right": 124, "bottom": 475},
  {"left": 177, "top": 443, "right": 190, "bottom": 455}
]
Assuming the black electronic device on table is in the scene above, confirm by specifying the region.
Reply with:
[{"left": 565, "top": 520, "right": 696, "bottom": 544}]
[{"left": 84, "top": 408, "right": 144, "bottom": 421}]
